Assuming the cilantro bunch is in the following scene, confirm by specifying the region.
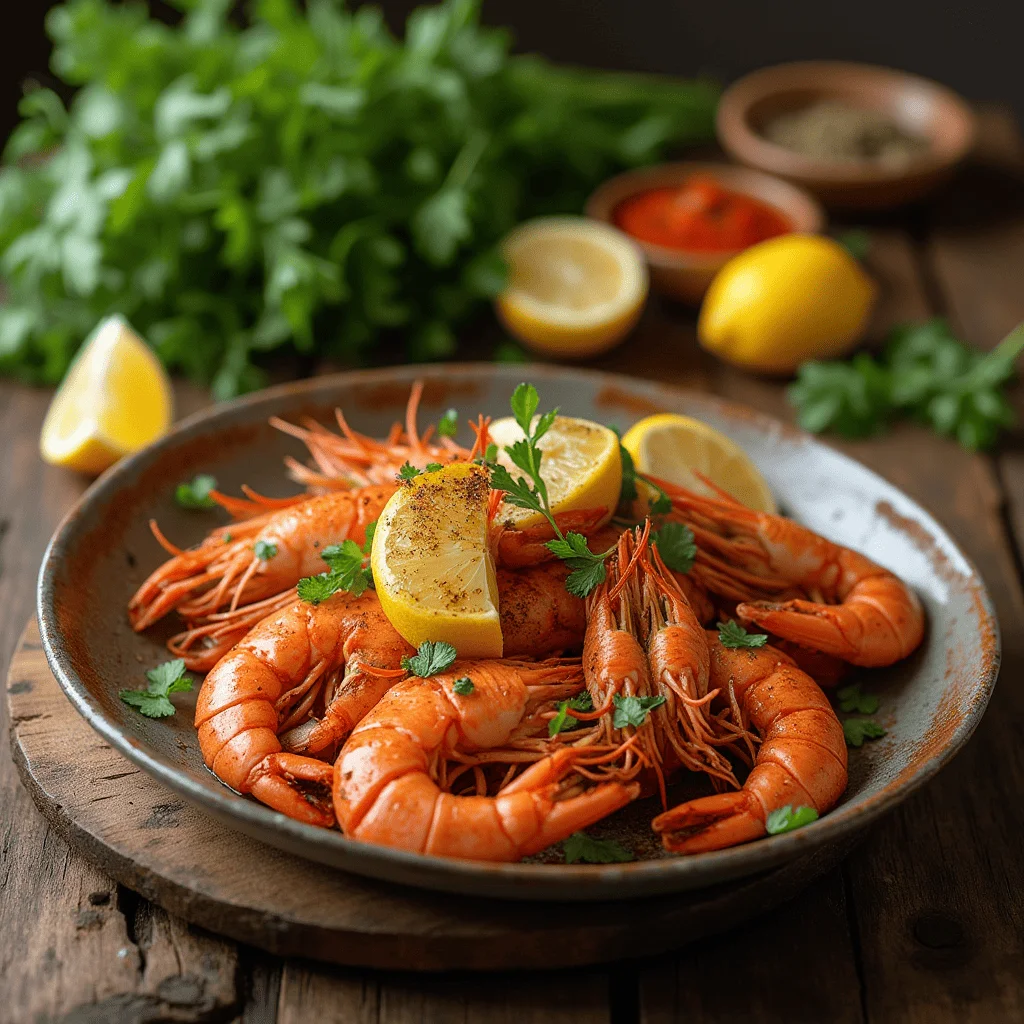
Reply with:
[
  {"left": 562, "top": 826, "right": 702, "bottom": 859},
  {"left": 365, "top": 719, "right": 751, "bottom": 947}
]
[
  {"left": 789, "top": 319, "right": 1024, "bottom": 451},
  {"left": 0, "top": 0, "right": 717, "bottom": 396}
]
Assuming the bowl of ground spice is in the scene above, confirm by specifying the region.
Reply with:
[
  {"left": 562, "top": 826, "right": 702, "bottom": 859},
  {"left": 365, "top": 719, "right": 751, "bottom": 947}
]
[{"left": 717, "top": 61, "right": 976, "bottom": 209}]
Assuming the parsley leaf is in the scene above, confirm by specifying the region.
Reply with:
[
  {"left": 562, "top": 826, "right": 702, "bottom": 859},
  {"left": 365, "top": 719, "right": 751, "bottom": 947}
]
[
  {"left": 653, "top": 521, "right": 696, "bottom": 573},
  {"left": 510, "top": 382, "right": 540, "bottom": 433},
  {"left": 362, "top": 521, "right": 377, "bottom": 553},
  {"left": 612, "top": 693, "right": 667, "bottom": 729},
  {"left": 563, "top": 831, "right": 633, "bottom": 864},
  {"left": 837, "top": 682, "right": 880, "bottom": 715},
  {"left": 175, "top": 474, "right": 218, "bottom": 510},
  {"left": 424, "top": 462, "right": 443, "bottom": 473},
  {"left": 399, "top": 462, "right": 421, "bottom": 480},
  {"left": 765, "top": 805, "right": 819, "bottom": 835},
  {"left": 617, "top": 440, "right": 639, "bottom": 505},
  {"left": 254, "top": 540, "right": 277, "bottom": 561},
  {"left": 548, "top": 691, "right": 595, "bottom": 737},
  {"left": 789, "top": 319, "right": 1024, "bottom": 451},
  {"left": 119, "top": 659, "right": 193, "bottom": 719},
  {"left": 297, "top": 539, "right": 372, "bottom": 603},
  {"left": 437, "top": 408, "right": 459, "bottom": 438},
  {"left": 402, "top": 641, "right": 458, "bottom": 677},
  {"left": 717, "top": 620, "right": 769, "bottom": 649},
  {"left": 844, "top": 718, "right": 887, "bottom": 747},
  {"left": 452, "top": 677, "right": 475, "bottom": 695}
]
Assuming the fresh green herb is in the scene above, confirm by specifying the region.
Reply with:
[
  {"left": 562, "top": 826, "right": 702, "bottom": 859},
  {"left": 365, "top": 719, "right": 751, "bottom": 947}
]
[
  {"left": 717, "top": 620, "right": 769, "bottom": 649},
  {"left": 174, "top": 474, "right": 218, "bottom": 510},
  {"left": 836, "top": 229, "right": 871, "bottom": 261},
  {"left": 844, "top": 717, "right": 887, "bottom": 748},
  {"left": 765, "top": 805, "right": 819, "bottom": 835},
  {"left": 563, "top": 831, "right": 633, "bottom": 864},
  {"left": 399, "top": 462, "right": 421, "bottom": 480},
  {"left": 646, "top": 480, "right": 673, "bottom": 515},
  {"left": 653, "top": 521, "right": 696, "bottom": 573},
  {"left": 488, "top": 383, "right": 613, "bottom": 597},
  {"left": 437, "top": 409, "right": 459, "bottom": 438},
  {"left": 297, "top": 528, "right": 375, "bottom": 603},
  {"left": 452, "top": 676, "right": 474, "bottom": 695},
  {"left": 789, "top": 319, "right": 1024, "bottom": 450},
  {"left": 837, "top": 682, "right": 879, "bottom": 715},
  {"left": 253, "top": 540, "right": 277, "bottom": 561},
  {"left": 0, "top": 0, "right": 716, "bottom": 395},
  {"left": 616, "top": 438, "right": 639, "bottom": 505},
  {"left": 494, "top": 340, "right": 529, "bottom": 363},
  {"left": 402, "top": 640, "right": 458, "bottom": 677},
  {"left": 548, "top": 691, "right": 594, "bottom": 737},
  {"left": 612, "top": 693, "right": 667, "bottom": 729},
  {"left": 424, "top": 462, "right": 443, "bottom": 473},
  {"left": 119, "top": 659, "right": 193, "bottom": 719},
  {"left": 484, "top": 443, "right": 499, "bottom": 463}
]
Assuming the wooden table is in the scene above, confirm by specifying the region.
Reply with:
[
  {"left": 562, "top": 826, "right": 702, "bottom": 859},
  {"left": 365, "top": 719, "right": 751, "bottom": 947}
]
[{"left": 3, "top": 109, "right": 1024, "bottom": 1024}]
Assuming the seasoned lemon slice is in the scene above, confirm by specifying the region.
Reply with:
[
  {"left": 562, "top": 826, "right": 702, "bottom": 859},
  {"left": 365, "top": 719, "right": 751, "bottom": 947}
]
[
  {"left": 496, "top": 217, "right": 648, "bottom": 358},
  {"left": 488, "top": 414, "right": 621, "bottom": 529},
  {"left": 622, "top": 413, "right": 776, "bottom": 513},
  {"left": 40, "top": 315, "right": 173, "bottom": 475},
  {"left": 371, "top": 463, "right": 502, "bottom": 658}
]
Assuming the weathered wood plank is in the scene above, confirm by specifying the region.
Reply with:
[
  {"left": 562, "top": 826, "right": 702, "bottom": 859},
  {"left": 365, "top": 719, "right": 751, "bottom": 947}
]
[
  {"left": 277, "top": 963, "right": 609, "bottom": 1024},
  {"left": 0, "top": 381, "right": 239, "bottom": 1024}
]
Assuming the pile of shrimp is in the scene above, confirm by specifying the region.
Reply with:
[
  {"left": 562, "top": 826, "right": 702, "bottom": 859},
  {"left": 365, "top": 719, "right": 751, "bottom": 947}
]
[{"left": 128, "top": 383, "right": 924, "bottom": 862}]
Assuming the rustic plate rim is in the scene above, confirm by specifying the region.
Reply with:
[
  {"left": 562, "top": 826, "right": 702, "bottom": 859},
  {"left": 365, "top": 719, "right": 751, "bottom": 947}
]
[{"left": 36, "top": 363, "right": 1000, "bottom": 900}]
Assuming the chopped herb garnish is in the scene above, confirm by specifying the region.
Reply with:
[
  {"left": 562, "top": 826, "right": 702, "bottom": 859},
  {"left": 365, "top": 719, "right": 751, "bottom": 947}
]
[
  {"left": 563, "top": 831, "right": 633, "bottom": 864},
  {"left": 254, "top": 540, "right": 277, "bottom": 561},
  {"left": 548, "top": 691, "right": 594, "bottom": 737},
  {"left": 484, "top": 442, "right": 498, "bottom": 463},
  {"left": 452, "top": 676, "right": 474, "bottom": 695},
  {"left": 398, "top": 462, "right": 421, "bottom": 480},
  {"left": 717, "top": 620, "right": 769, "bottom": 649},
  {"left": 119, "top": 659, "right": 193, "bottom": 719},
  {"left": 837, "top": 682, "right": 879, "bottom": 715},
  {"left": 844, "top": 717, "right": 887, "bottom": 748},
  {"left": 653, "top": 521, "right": 696, "bottom": 573},
  {"left": 425, "top": 462, "right": 443, "bottom": 473},
  {"left": 437, "top": 408, "right": 459, "bottom": 438},
  {"left": 402, "top": 640, "right": 458, "bottom": 677},
  {"left": 174, "top": 474, "right": 218, "bottom": 510},
  {"left": 612, "top": 693, "right": 667, "bottom": 729},
  {"left": 765, "top": 805, "right": 819, "bottom": 835},
  {"left": 297, "top": 529, "right": 375, "bottom": 604}
]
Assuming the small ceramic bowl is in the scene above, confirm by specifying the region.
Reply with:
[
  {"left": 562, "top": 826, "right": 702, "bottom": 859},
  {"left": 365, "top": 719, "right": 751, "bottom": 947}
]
[
  {"left": 585, "top": 161, "right": 825, "bottom": 304},
  {"left": 717, "top": 61, "right": 977, "bottom": 210}
]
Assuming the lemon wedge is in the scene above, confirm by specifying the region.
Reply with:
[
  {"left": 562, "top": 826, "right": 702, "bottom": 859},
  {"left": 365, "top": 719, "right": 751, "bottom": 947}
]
[
  {"left": 488, "top": 414, "right": 621, "bottom": 529},
  {"left": 622, "top": 413, "right": 776, "bottom": 514},
  {"left": 496, "top": 217, "right": 648, "bottom": 358},
  {"left": 40, "top": 315, "right": 173, "bottom": 475},
  {"left": 371, "top": 463, "right": 502, "bottom": 658}
]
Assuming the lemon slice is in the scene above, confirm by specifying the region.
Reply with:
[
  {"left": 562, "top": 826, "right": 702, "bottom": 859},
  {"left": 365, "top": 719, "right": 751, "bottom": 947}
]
[
  {"left": 488, "top": 414, "right": 621, "bottom": 529},
  {"left": 622, "top": 413, "right": 777, "bottom": 514},
  {"left": 496, "top": 217, "right": 648, "bottom": 358},
  {"left": 371, "top": 463, "right": 502, "bottom": 658},
  {"left": 40, "top": 315, "right": 173, "bottom": 475}
]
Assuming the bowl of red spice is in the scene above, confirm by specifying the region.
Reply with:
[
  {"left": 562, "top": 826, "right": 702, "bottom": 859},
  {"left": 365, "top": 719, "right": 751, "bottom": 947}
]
[
  {"left": 586, "top": 161, "right": 825, "bottom": 303},
  {"left": 716, "top": 61, "right": 976, "bottom": 209}
]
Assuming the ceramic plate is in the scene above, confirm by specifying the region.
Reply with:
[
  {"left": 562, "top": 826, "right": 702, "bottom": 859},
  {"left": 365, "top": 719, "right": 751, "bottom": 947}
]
[{"left": 37, "top": 365, "right": 999, "bottom": 900}]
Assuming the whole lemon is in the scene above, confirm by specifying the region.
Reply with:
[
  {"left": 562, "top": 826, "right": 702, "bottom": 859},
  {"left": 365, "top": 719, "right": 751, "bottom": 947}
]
[{"left": 698, "top": 234, "right": 877, "bottom": 374}]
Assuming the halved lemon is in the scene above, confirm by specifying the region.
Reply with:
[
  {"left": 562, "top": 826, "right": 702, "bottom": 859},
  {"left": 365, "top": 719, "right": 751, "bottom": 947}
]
[
  {"left": 371, "top": 463, "right": 502, "bottom": 658},
  {"left": 488, "top": 414, "right": 621, "bottom": 529},
  {"left": 40, "top": 315, "right": 173, "bottom": 475},
  {"left": 622, "top": 413, "right": 776, "bottom": 514},
  {"left": 496, "top": 217, "right": 648, "bottom": 358}
]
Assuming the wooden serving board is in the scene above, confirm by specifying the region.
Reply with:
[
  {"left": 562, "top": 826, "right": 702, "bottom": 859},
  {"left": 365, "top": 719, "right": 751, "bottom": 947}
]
[{"left": 7, "top": 619, "right": 851, "bottom": 971}]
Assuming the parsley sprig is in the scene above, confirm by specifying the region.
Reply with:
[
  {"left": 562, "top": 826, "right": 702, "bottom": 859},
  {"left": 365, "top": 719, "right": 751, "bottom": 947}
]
[
  {"left": 548, "top": 691, "right": 595, "bottom": 737},
  {"left": 402, "top": 640, "right": 458, "bottom": 677},
  {"left": 844, "top": 718, "right": 887, "bottom": 747},
  {"left": 789, "top": 318, "right": 1024, "bottom": 450},
  {"left": 717, "top": 620, "right": 769, "bottom": 649},
  {"left": 652, "top": 521, "right": 696, "bottom": 573},
  {"left": 488, "top": 384, "right": 614, "bottom": 598},
  {"left": 175, "top": 474, "right": 218, "bottom": 510},
  {"left": 297, "top": 523, "right": 376, "bottom": 604},
  {"left": 612, "top": 693, "right": 666, "bottom": 729},
  {"left": 119, "top": 659, "right": 193, "bottom": 719},
  {"left": 562, "top": 831, "right": 633, "bottom": 864},
  {"left": 837, "top": 682, "right": 879, "bottom": 715}
]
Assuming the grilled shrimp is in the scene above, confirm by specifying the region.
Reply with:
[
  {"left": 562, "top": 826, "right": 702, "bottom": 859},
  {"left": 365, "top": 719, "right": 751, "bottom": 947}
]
[
  {"left": 652, "top": 632, "right": 847, "bottom": 853},
  {"left": 129, "top": 486, "right": 395, "bottom": 632},
  {"left": 194, "top": 589, "right": 414, "bottom": 825},
  {"left": 333, "top": 661, "right": 639, "bottom": 860},
  {"left": 662, "top": 477, "right": 925, "bottom": 667}
]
